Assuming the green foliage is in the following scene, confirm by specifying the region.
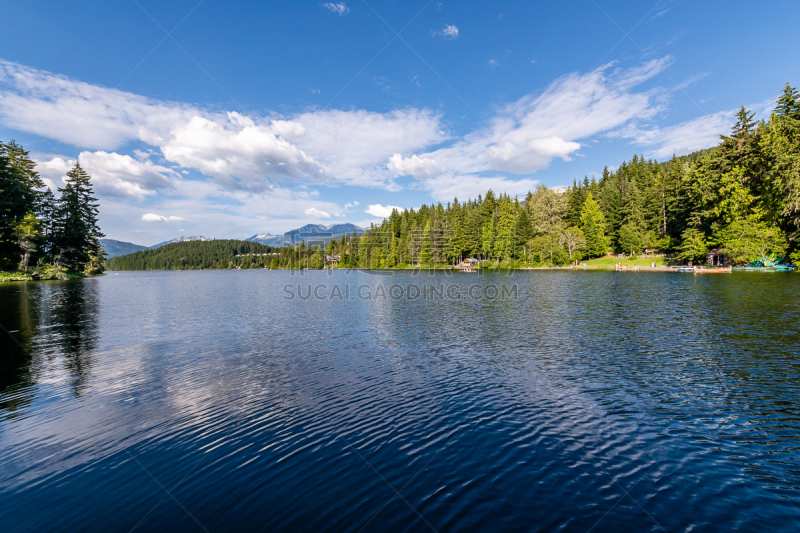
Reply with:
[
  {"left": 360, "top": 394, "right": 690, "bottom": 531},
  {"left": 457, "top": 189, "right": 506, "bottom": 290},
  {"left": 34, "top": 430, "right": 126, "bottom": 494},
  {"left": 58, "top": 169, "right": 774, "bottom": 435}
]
[
  {"left": 13, "top": 212, "right": 41, "bottom": 270},
  {"left": 52, "top": 163, "right": 104, "bottom": 272},
  {"left": 560, "top": 226, "right": 586, "bottom": 261},
  {"left": 580, "top": 193, "right": 609, "bottom": 258},
  {"left": 493, "top": 194, "right": 515, "bottom": 259},
  {"left": 677, "top": 228, "right": 709, "bottom": 262},
  {"left": 713, "top": 216, "right": 787, "bottom": 264},
  {"left": 1, "top": 141, "right": 104, "bottom": 276},
  {"left": 0, "top": 141, "right": 42, "bottom": 267}
]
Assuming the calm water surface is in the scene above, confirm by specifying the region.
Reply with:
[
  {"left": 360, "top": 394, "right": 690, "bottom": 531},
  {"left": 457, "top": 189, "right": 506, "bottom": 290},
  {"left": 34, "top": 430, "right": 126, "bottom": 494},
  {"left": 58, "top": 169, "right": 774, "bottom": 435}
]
[{"left": 1, "top": 270, "right": 800, "bottom": 532}]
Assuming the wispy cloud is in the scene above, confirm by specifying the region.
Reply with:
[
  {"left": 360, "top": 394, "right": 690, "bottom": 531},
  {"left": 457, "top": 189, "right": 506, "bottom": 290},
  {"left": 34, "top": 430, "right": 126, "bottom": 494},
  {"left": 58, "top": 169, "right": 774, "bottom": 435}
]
[
  {"left": 413, "top": 57, "right": 672, "bottom": 176},
  {"left": 615, "top": 97, "right": 777, "bottom": 158},
  {"left": 304, "top": 207, "right": 331, "bottom": 218},
  {"left": 322, "top": 3, "right": 349, "bottom": 16},
  {"left": 142, "top": 213, "right": 186, "bottom": 222},
  {"left": 434, "top": 24, "right": 458, "bottom": 40},
  {"left": 0, "top": 56, "right": 697, "bottom": 236}
]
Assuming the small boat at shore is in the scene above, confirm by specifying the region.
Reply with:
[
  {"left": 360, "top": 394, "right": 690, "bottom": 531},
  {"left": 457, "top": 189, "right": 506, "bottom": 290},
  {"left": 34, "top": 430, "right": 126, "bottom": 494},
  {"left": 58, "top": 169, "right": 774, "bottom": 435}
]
[
  {"left": 733, "top": 265, "right": 796, "bottom": 272},
  {"left": 693, "top": 266, "right": 731, "bottom": 274}
]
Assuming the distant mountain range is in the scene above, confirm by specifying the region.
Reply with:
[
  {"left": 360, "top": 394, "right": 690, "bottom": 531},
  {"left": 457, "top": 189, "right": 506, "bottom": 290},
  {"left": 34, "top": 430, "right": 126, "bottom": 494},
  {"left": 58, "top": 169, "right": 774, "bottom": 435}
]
[
  {"left": 99, "top": 239, "right": 149, "bottom": 258},
  {"left": 150, "top": 235, "right": 213, "bottom": 249},
  {"left": 101, "top": 224, "right": 365, "bottom": 258},
  {"left": 245, "top": 232, "right": 287, "bottom": 247},
  {"left": 248, "top": 223, "right": 365, "bottom": 247},
  {"left": 100, "top": 236, "right": 211, "bottom": 257}
]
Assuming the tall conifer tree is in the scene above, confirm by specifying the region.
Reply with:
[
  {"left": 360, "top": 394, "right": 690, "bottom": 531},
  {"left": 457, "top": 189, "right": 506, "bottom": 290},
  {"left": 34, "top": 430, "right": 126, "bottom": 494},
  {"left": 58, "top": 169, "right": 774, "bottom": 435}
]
[
  {"left": 580, "top": 193, "right": 609, "bottom": 258},
  {"left": 53, "top": 163, "right": 104, "bottom": 271}
]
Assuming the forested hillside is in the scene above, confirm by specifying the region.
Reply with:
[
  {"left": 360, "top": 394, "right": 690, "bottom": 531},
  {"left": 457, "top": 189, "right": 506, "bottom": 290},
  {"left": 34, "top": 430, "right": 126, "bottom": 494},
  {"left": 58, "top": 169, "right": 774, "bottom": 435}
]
[
  {"left": 329, "top": 82, "right": 800, "bottom": 268},
  {"left": 107, "top": 240, "right": 279, "bottom": 270}
]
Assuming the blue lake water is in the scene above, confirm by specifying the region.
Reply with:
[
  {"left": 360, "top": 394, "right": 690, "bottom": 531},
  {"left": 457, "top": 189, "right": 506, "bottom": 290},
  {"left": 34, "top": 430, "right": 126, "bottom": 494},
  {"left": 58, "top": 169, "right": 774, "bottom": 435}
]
[{"left": 1, "top": 270, "right": 800, "bottom": 532}]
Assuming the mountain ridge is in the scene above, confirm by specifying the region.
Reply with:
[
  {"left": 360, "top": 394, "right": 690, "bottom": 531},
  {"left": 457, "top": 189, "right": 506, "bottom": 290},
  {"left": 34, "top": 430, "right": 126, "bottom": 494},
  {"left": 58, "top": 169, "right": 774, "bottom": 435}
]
[{"left": 104, "top": 223, "right": 366, "bottom": 256}]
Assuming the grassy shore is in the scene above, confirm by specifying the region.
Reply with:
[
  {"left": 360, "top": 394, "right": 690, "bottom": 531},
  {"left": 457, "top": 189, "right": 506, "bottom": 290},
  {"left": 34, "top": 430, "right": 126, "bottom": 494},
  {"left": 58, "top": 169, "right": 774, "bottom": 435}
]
[
  {"left": 580, "top": 256, "right": 669, "bottom": 268},
  {"left": 0, "top": 266, "right": 87, "bottom": 282}
]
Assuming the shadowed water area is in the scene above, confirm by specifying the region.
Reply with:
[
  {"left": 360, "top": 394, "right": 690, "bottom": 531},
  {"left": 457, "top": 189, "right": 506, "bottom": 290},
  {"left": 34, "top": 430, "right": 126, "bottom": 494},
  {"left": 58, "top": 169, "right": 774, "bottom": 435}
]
[{"left": 1, "top": 270, "right": 799, "bottom": 532}]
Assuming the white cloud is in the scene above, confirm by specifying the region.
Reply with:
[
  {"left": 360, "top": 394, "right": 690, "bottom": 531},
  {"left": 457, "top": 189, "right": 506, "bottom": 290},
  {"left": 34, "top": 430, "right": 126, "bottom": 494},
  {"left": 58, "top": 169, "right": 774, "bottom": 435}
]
[
  {"left": 79, "top": 151, "right": 176, "bottom": 199},
  {"left": 133, "top": 149, "right": 153, "bottom": 161},
  {"left": 323, "top": 3, "right": 349, "bottom": 15},
  {"left": 617, "top": 111, "right": 734, "bottom": 158},
  {"left": 343, "top": 201, "right": 360, "bottom": 209},
  {"left": 386, "top": 153, "right": 445, "bottom": 177},
  {"left": 35, "top": 151, "right": 177, "bottom": 199},
  {"left": 36, "top": 151, "right": 176, "bottom": 199},
  {"left": 287, "top": 108, "right": 447, "bottom": 188},
  {"left": 0, "top": 60, "right": 197, "bottom": 150},
  {"left": 365, "top": 204, "right": 405, "bottom": 218},
  {"left": 0, "top": 56, "right": 701, "bottom": 239},
  {"left": 36, "top": 156, "right": 74, "bottom": 177},
  {"left": 142, "top": 213, "right": 186, "bottom": 222},
  {"left": 415, "top": 57, "right": 671, "bottom": 175},
  {"left": 416, "top": 174, "right": 540, "bottom": 202},
  {"left": 304, "top": 207, "right": 331, "bottom": 218},
  {"left": 436, "top": 25, "right": 459, "bottom": 39},
  {"left": 616, "top": 97, "right": 776, "bottom": 158},
  {"left": 160, "top": 112, "right": 327, "bottom": 191},
  {"left": 3, "top": 57, "right": 672, "bottom": 194},
  {"left": 488, "top": 59, "right": 499, "bottom": 68},
  {"left": 35, "top": 156, "right": 74, "bottom": 191}
]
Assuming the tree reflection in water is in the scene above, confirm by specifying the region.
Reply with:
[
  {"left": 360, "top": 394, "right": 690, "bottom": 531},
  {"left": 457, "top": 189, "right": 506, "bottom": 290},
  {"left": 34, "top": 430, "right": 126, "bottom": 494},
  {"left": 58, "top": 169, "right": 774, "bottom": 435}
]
[{"left": 0, "top": 280, "right": 99, "bottom": 418}]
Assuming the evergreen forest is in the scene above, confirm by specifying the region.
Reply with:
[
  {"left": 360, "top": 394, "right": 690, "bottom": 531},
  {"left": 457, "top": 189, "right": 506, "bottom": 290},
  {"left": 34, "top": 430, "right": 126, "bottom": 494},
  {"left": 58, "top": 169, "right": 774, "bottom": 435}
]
[
  {"left": 315, "top": 82, "right": 800, "bottom": 269},
  {"left": 0, "top": 141, "right": 104, "bottom": 281}
]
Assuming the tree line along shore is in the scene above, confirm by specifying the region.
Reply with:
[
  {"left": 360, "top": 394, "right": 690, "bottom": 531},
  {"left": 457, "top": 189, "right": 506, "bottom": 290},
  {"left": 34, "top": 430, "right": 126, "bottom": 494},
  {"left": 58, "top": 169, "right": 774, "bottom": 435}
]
[
  {"left": 1, "top": 141, "right": 104, "bottom": 282},
  {"left": 110, "top": 82, "right": 800, "bottom": 272},
  {"left": 6, "top": 81, "right": 800, "bottom": 278}
]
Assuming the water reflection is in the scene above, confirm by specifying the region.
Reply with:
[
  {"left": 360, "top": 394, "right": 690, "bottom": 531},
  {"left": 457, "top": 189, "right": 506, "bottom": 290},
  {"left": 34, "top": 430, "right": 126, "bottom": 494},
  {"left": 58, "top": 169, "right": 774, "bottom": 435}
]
[
  {"left": 0, "top": 280, "right": 99, "bottom": 417},
  {"left": 2, "top": 271, "right": 800, "bottom": 532}
]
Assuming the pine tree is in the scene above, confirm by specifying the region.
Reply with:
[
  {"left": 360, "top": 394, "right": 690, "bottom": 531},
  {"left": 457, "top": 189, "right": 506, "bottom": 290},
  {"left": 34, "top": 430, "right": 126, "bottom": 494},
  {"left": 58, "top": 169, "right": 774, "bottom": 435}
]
[
  {"left": 53, "top": 163, "right": 104, "bottom": 272},
  {"left": 493, "top": 194, "right": 515, "bottom": 260},
  {"left": 776, "top": 83, "right": 800, "bottom": 119},
  {"left": 513, "top": 202, "right": 533, "bottom": 256},
  {"left": 0, "top": 141, "right": 43, "bottom": 268},
  {"left": 565, "top": 178, "right": 587, "bottom": 227},
  {"left": 580, "top": 193, "right": 609, "bottom": 258},
  {"left": 420, "top": 218, "right": 433, "bottom": 266},
  {"left": 38, "top": 188, "right": 58, "bottom": 261},
  {"left": 480, "top": 190, "right": 496, "bottom": 259}
]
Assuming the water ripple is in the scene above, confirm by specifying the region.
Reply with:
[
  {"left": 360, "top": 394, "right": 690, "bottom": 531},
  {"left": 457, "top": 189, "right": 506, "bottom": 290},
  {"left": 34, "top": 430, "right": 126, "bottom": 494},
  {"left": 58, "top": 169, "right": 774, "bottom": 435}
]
[{"left": 1, "top": 271, "right": 800, "bottom": 531}]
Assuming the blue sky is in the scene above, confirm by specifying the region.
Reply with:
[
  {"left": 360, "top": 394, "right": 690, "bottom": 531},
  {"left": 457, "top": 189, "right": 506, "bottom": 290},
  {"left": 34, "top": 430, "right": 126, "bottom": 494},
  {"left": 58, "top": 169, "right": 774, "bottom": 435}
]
[{"left": 1, "top": 0, "right": 798, "bottom": 244}]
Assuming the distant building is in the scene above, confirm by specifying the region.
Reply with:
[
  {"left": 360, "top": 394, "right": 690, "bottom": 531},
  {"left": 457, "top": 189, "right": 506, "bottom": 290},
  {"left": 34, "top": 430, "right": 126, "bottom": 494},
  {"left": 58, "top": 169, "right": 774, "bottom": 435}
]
[
  {"left": 707, "top": 248, "right": 730, "bottom": 266},
  {"left": 325, "top": 254, "right": 341, "bottom": 267},
  {"left": 457, "top": 258, "right": 480, "bottom": 271}
]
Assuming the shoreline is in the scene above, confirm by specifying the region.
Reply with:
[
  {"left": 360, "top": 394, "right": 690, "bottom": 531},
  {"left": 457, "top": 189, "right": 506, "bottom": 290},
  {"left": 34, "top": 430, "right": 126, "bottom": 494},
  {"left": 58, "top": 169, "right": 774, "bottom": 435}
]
[{"left": 98, "top": 265, "right": 797, "bottom": 274}]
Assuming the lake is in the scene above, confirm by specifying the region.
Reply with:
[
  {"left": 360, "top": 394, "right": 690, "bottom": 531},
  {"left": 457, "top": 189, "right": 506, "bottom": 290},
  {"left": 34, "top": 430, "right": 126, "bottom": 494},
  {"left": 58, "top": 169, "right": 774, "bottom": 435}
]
[{"left": 1, "top": 270, "right": 799, "bottom": 532}]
